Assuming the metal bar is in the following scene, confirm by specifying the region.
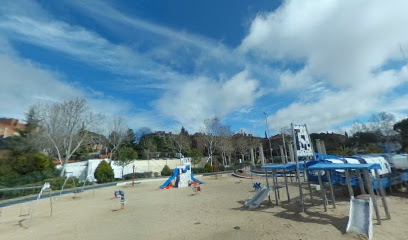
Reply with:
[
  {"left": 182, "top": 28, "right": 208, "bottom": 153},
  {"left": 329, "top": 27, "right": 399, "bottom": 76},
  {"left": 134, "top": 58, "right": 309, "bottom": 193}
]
[
  {"left": 364, "top": 169, "right": 381, "bottom": 225},
  {"left": 374, "top": 169, "right": 391, "bottom": 220},
  {"left": 303, "top": 159, "right": 307, "bottom": 181},
  {"left": 283, "top": 169, "right": 290, "bottom": 202},
  {"left": 357, "top": 170, "right": 366, "bottom": 194},
  {"left": 275, "top": 170, "right": 281, "bottom": 200},
  {"left": 271, "top": 169, "right": 279, "bottom": 205},
  {"left": 308, "top": 182, "right": 314, "bottom": 205},
  {"left": 326, "top": 170, "right": 336, "bottom": 208},
  {"left": 0, "top": 186, "right": 43, "bottom": 192},
  {"left": 317, "top": 171, "right": 327, "bottom": 212},
  {"left": 291, "top": 123, "right": 304, "bottom": 212},
  {"left": 282, "top": 133, "right": 288, "bottom": 164},
  {"left": 344, "top": 170, "right": 354, "bottom": 197},
  {"left": 264, "top": 168, "right": 272, "bottom": 204}
]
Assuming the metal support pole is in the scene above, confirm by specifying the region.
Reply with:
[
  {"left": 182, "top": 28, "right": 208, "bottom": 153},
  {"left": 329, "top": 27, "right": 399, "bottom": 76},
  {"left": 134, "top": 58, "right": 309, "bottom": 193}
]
[
  {"left": 282, "top": 133, "right": 288, "bottom": 163},
  {"left": 308, "top": 182, "right": 314, "bottom": 205},
  {"left": 264, "top": 168, "right": 272, "bottom": 204},
  {"left": 345, "top": 170, "right": 354, "bottom": 197},
  {"left": 363, "top": 169, "right": 381, "bottom": 225},
  {"left": 357, "top": 170, "right": 366, "bottom": 194},
  {"left": 284, "top": 168, "right": 290, "bottom": 202},
  {"left": 317, "top": 171, "right": 327, "bottom": 212},
  {"left": 275, "top": 169, "right": 281, "bottom": 200},
  {"left": 271, "top": 169, "right": 279, "bottom": 205},
  {"left": 291, "top": 123, "right": 304, "bottom": 212},
  {"left": 374, "top": 169, "right": 391, "bottom": 220},
  {"left": 327, "top": 170, "right": 336, "bottom": 208},
  {"left": 264, "top": 112, "right": 274, "bottom": 164}
]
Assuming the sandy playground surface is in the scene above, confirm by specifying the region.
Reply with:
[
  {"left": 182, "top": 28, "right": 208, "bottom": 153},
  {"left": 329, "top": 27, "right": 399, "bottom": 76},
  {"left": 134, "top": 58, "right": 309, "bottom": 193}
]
[{"left": 1, "top": 174, "right": 408, "bottom": 240}]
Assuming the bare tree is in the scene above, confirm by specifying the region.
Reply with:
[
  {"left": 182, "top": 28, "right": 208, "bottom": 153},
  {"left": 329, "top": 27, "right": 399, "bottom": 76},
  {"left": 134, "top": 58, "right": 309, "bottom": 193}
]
[
  {"left": 368, "top": 112, "right": 396, "bottom": 136},
  {"left": 139, "top": 136, "right": 156, "bottom": 160},
  {"left": 368, "top": 112, "right": 398, "bottom": 151},
  {"left": 350, "top": 121, "right": 369, "bottom": 135},
  {"left": 248, "top": 136, "right": 261, "bottom": 165},
  {"left": 171, "top": 128, "right": 191, "bottom": 164},
  {"left": 234, "top": 133, "right": 248, "bottom": 163},
  {"left": 280, "top": 126, "right": 292, "bottom": 136},
  {"left": 34, "top": 98, "right": 104, "bottom": 176},
  {"left": 217, "top": 125, "right": 234, "bottom": 166},
  {"left": 107, "top": 116, "right": 128, "bottom": 160},
  {"left": 135, "top": 127, "right": 152, "bottom": 144},
  {"left": 200, "top": 117, "right": 222, "bottom": 166}
]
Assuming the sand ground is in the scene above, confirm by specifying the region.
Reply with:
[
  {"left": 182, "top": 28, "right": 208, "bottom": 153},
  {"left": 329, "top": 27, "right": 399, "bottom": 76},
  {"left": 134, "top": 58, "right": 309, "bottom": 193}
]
[{"left": 1, "top": 175, "right": 408, "bottom": 240}]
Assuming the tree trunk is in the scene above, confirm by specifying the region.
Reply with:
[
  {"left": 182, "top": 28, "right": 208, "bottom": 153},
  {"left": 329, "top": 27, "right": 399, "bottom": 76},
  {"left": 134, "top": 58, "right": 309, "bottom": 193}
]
[
  {"left": 59, "top": 164, "right": 66, "bottom": 177},
  {"left": 250, "top": 148, "right": 255, "bottom": 166}
]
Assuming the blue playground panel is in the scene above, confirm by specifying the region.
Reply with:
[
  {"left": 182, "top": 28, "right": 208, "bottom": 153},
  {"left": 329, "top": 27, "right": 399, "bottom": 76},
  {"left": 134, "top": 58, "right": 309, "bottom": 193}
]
[{"left": 253, "top": 182, "right": 262, "bottom": 190}]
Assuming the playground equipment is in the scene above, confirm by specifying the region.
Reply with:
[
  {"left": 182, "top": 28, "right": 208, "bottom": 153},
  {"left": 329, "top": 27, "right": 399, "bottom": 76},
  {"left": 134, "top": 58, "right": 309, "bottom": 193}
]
[
  {"left": 159, "top": 159, "right": 203, "bottom": 189},
  {"left": 245, "top": 187, "right": 271, "bottom": 209},
  {"left": 114, "top": 190, "right": 124, "bottom": 198},
  {"left": 59, "top": 175, "right": 77, "bottom": 196},
  {"left": 259, "top": 161, "right": 390, "bottom": 239},
  {"left": 253, "top": 182, "right": 262, "bottom": 190},
  {"left": 29, "top": 182, "right": 52, "bottom": 227},
  {"left": 346, "top": 197, "right": 373, "bottom": 240},
  {"left": 114, "top": 190, "right": 125, "bottom": 209},
  {"left": 191, "top": 182, "right": 201, "bottom": 194}
]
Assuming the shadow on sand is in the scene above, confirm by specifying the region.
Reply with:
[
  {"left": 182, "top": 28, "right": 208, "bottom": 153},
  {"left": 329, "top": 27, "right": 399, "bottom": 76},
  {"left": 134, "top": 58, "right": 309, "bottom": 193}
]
[{"left": 230, "top": 196, "right": 349, "bottom": 234}]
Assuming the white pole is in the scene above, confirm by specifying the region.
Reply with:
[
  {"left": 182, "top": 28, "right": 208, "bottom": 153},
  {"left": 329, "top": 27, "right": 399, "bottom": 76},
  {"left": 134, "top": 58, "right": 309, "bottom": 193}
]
[
  {"left": 263, "top": 112, "right": 273, "bottom": 164},
  {"left": 282, "top": 133, "right": 288, "bottom": 163},
  {"left": 291, "top": 123, "right": 304, "bottom": 212}
]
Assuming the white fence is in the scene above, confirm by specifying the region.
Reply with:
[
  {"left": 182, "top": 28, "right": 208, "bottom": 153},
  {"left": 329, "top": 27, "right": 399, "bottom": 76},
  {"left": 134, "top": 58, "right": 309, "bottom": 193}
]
[{"left": 58, "top": 158, "right": 188, "bottom": 181}]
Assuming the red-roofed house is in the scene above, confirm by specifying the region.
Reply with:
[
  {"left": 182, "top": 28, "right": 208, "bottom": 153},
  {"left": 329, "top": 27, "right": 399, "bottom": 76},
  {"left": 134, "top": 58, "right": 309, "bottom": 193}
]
[{"left": 0, "top": 118, "right": 26, "bottom": 138}]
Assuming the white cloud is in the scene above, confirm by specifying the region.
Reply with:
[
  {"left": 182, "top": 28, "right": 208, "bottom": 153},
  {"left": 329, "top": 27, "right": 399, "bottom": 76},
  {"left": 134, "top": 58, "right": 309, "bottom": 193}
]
[
  {"left": 154, "top": 71, "right": 262, "bottom": 133},
  {"left": 0, "top": 0, "right": 269, "bottom": 135},
  {"left": 240, "top": 0, "right": 408, "bottom": 132},
  {"left": 268, "top": 67, "right": 408, "bottom": 132},
  {"left": 0, "top": 15, "right": 146, "bottom": 77},
  {"left": 66, "top": 0, "right": 235, "bottom": 61},
  {"left": 240, "top": 0, "right": 408, "bottom": 88},
  {"left": 0, "top": 53, "right": 80, "bottom": 120},
  {"left": 0, "top": 51, "right": 155, "bottom": 132}
]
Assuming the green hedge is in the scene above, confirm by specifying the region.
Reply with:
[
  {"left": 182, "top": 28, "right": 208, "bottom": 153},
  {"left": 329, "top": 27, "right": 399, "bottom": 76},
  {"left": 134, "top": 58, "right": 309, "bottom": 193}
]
[
  {"left": 94, "top": 161, "right": 114, "bottom": 183},
  {"left": 161, "top": 165, "right": 172, "bottom": 176},
  {"left": 0, "top": 176, "right": 89, "bottom": 200},
  {"left": 45, "top": 177, "right": 81, "bottom": 190},
  {"left": 192, "top": 164, "right": 233, "bottom": 174}
]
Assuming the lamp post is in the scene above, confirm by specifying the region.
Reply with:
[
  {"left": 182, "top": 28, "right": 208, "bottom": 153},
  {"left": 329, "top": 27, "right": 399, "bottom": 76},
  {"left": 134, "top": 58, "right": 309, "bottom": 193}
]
[{"left": 263, "top": 112, "right": 274, "bottom": 164}]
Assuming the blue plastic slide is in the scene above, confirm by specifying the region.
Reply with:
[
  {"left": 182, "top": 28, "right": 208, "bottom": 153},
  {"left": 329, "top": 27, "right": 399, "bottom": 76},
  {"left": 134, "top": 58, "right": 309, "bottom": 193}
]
[
  {"left": 159, "top": 168, "right": 179, "bottom": 189},
  {"left": 191, "top": 173, "right": 204, "bottom": 184},
  {"left": 159, "top": 166, "right": 204, "bottom": 189}
]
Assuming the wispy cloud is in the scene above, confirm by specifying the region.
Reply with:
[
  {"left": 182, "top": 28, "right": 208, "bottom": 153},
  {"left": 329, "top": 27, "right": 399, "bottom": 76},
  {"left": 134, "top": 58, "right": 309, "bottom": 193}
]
[
  {"left": 241, "top": 0, "right": 408, "bottom": 132},
  {"left": 154, "top": 71, "right": 262, "bottom": 133},
  {"left": 0, "top": 0, "right": 266, "bottom": 133}
]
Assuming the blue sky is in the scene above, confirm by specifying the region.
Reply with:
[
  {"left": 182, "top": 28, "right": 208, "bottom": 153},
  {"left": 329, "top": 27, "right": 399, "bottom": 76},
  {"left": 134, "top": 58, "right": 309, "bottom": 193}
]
[{"left": 1, "top": 0, "right": 408, "bottom": 137}]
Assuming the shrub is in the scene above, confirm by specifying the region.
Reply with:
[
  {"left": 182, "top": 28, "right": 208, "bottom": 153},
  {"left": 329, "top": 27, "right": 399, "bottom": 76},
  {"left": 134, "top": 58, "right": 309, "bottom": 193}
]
[
  {"left": 94, "top": 161, "right": 114, "bottom": 183},
  {"left": 204, "top": 163, "right": 213, "bottom": 173},
  {"left": 134, "top": 172, "right": 153, "bottom": 178},
  {"left": 144, "top": 171, "right": 153, "bottom": 178},
  {"left": 161, "top": 165, "right": 172, "bottom": 176},
  {"left": 46, "top": 177, "right": 80, "bottom": 190},
  {"left": 217, "top": 165, "right": 225, "bottom": 171},
  {"left": 192, "top": 168, "right": 205, "bottom": 174}
]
